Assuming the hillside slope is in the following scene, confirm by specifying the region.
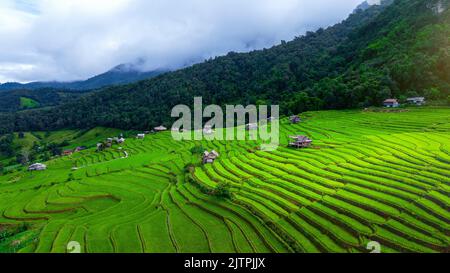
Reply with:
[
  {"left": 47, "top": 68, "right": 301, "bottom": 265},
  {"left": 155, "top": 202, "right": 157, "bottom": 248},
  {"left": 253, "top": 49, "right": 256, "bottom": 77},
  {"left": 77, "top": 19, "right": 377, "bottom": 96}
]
[
  {"left": 0, "top": 107, "right": 449, "bottom": 253},
  {"left": 0, "top": 89, "right": 89, "bottom": 113},
  {"left": 0, "top": 65, "right": 167, "bottom": 113},
  {"left": 0, "top": 0, "right": 448, "bottom": 133}
]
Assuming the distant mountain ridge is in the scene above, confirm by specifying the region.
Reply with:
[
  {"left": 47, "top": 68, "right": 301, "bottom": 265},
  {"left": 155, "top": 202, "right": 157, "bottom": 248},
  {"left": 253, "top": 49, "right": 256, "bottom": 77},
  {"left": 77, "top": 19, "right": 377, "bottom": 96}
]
[
  {"left": 0, "top": 64, "right": 167, "bottom": 91},
  {"left": 354, "top": 0, "right": 393, "bottom": 12}
]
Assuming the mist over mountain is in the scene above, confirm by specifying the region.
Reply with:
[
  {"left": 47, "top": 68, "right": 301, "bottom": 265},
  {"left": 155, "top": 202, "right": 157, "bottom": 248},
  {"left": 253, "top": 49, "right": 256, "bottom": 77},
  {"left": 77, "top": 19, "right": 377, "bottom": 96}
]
[
  {"left": 0, "top": 64, "right": 167, "bottom": 91},
  {"left": 0, "top": 0, "right": 363, "bottom": 84}
]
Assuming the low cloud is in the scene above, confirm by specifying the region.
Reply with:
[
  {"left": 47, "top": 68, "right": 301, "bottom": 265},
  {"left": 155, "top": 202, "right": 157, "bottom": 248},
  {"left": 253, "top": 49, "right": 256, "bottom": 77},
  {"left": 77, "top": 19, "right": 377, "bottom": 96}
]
[{"left": 0, "top": 0, "right": 362, "bottom": 83}]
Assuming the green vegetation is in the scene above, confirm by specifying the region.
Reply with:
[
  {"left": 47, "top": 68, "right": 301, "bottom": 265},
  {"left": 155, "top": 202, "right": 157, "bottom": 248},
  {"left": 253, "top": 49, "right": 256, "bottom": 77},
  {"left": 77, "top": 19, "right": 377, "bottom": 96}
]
[
  {"left": 0, "top": 0, "right": 448, "bottom": 133},
  {"left": 0, "top": 0, "right": 448, "bottom": 254},
  {"left": 0, "top": 88, "right": 86, "bottom": 113},
  {"left": 0, "top": 107, "right": 448, "bottom": 253},
  {"left": 19, "top": 97, "right": 40, "bottom": 109},
  {"left": 0, "top": 223, "right": 36, "bottom": 253},
  {"left": 0, "top": 128, "right": 123, "bottom": 173}
]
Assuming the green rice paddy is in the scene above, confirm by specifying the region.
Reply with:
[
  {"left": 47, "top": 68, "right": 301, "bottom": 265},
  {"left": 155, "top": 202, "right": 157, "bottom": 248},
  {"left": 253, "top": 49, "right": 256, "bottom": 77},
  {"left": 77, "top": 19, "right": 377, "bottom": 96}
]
[{"left": 0, "top": 107, "right": 449, "bottom": 253}]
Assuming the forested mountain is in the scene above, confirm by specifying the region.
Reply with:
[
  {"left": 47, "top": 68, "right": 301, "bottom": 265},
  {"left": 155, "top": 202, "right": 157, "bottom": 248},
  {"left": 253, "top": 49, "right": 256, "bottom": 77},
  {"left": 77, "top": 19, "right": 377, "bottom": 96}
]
[
  {"left": 0, "top": 65, "right": 166, "bottom": 113},
  {"left": 0, "top": 0, "right": 448, "bottom": 133},
  {"left": 0, "top": 88, "right": 90, "bottom": 112},
  {"left": 0, "top": 64, "right": 166, "bottom": 92}
]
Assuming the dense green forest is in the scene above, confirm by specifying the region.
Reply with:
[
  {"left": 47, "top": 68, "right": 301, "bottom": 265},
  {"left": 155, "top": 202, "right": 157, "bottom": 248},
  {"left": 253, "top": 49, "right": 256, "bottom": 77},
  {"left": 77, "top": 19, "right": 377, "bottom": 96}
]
[
  {"left": 0, "top": 0, "right": 448, "bottom": 133},
  {"left": 0, "top": 88, "right": 89, "bottom": 112}
]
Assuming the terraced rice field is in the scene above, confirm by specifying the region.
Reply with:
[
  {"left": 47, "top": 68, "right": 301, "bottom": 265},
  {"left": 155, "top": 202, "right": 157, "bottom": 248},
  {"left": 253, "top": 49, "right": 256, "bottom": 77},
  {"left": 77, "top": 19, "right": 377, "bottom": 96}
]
[{"left": 0, "top": 107, "right": 449, "bottom": 253}]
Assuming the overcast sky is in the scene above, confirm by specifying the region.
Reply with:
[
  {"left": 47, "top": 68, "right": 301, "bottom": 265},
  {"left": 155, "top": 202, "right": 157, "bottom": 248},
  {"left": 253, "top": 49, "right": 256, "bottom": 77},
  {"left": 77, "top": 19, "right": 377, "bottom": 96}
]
[{"left": 0, "top": 0, "right": 363, "bottom": 83}]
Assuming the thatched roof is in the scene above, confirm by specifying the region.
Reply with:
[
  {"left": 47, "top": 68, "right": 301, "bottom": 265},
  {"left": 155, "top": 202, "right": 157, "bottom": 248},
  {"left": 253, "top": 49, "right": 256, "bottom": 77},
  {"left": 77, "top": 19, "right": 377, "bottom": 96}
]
[
  {"left": 290, "top": 115, "right": 301, "bottom": 123},
  {"left": 203, "top": 150, "right": 220, "bottom": 161},
  {"left": 28, "top": 163, "right": 47, "bottom": 171},
  {"left": 290, "top": 135, "right": 312, "bottom": 143},
  {"left": 406, "top": 97, "right": 425, "bottom": 102}
]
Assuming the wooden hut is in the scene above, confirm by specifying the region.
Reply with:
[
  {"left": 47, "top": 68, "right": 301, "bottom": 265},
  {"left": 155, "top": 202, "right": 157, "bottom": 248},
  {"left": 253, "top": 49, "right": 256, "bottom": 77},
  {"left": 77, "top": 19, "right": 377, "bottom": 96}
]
[
  {"left": 75, "top": 146, "right": 87, "bottom": 152},
  {"left": 289, "top": 135, "right": 313, "bottom": 148},
  {"left": 96, "top": 143, "right": 103, "bottom": 151},
  {"left": 63, "top": 150, "right": 73, "bottom": 156},
  {"left": 406, "top": 97, "right": 426, "bottom": 106},
  {"left": 154, "top": 126, "right": 167, "bottom": 132},
  {"left": 202, "top": 150, "right": 220, "bottom": 164},
  {"left": 383, "top": 99, "right": 399, "bottom": 108},
  {"left": 28, "top": 163, "right": 47, "bottom": 171},
  {"left": 290, "top": 115, "right": 301, "bottom": 124}
]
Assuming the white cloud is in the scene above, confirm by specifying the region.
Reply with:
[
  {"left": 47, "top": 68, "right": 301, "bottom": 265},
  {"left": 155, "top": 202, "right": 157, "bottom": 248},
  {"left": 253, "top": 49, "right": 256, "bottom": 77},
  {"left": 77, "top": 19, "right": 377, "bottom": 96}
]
[{"left": 0, "top": 0, "right": 362, "bottom": 83}]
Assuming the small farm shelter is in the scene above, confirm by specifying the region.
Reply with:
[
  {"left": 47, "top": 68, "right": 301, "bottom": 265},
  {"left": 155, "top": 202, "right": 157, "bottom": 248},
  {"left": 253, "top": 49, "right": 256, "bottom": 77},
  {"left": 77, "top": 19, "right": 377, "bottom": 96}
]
[
  {"left": 383, "top": 99, "right": 399, "bottom": 108},
  {"left": 63, "top": 150, "right": 73, "bottom": 156},
  {"left": 117, "top": 138, "right": 125, "bottom": 144},
  {"left": 246, "top": 123, "right": 258, "bottom": 131},
  {"left": 106, "top": 138, "right": 113, "bottom": 143},
  {"left": 289, "top": 135, "right": 313, "bottom": 148},
  {"left": 154, "top": 126, "right": 168, "bottom": 132},
  {"left": 203, "top": 150, "right": 220, "bottom": 164},
  {"left": 407, "top": 97, "right": 426, "bottom": 105},
  {"left": 290, "top": 115, "right": 301, "bottom": 124},
  {"left": 75, "top": 146, "right": 87, "bottom": 152},
  {"left": 28, "top": 163, "right": 47, "bottom": 171},
  {"left": 137, "top": 134, "right": 145, "bottom": 139}
]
